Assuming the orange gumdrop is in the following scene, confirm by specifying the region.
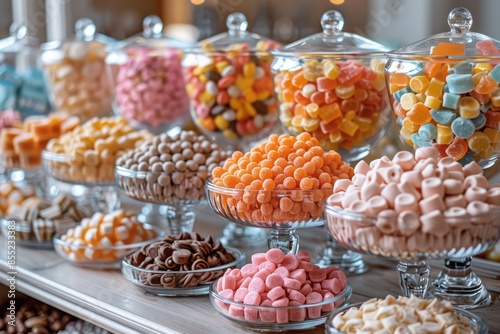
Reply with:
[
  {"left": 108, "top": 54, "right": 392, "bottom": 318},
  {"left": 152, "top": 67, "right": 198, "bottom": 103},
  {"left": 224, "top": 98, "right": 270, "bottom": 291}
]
[
  {"left": 424, "top": 62, "right": 442, "bottom": 79},
  {"left": 389, "top": 72, "right": 411, "bottom": 87},
  {"left": 292, "top": 72, "right": 308, "bottom": 89},
  {"left": 432, "top": 143, "right": 450, "bottom": 158},
  {"left": 445, "top": 137, "right": 468, "bottom": 160},
  {"left": 474, "top": 75, "right": 498, "bottom": 95},
  {"left": 407, "top": 103, "right": 432, "bottom": 125}
]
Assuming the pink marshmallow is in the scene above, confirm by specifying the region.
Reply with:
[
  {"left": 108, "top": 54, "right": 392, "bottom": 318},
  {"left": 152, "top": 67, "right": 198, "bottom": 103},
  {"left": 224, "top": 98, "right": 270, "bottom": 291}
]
[
  {"left": 341, "top": 189, "right": 361, "bottom": 209},
  {"left": 280, "top": 253, "right": 300, "bottom": 271},
  {"left": 465, "top": 187, "right": 488, "bottom": 203},
  {"left": 443, "top": 179, "right": 464, "bottom": 196},
  {"left": 415, "top": 147, "right": 440, "bottom": 162},
  {"left": 240, "top": 277, "right": 252, "bottom": 289},
  {"left": 397, "top": 210, "right": 420, "bottom": 236},
  {"left": 444, "top": 207, "right": 470, "bottom": 228},
  {"left": 400, "top": 170, "right": 423, "bottom": 189},
  {"left": 273, "top": 299, "right": 290, "bottom": 323},
  {"left": 299, "top": 260, "right": 314, "bottom": 272},
  {"left": 288, "top": 301, "right": 307, "bottom": 322},
  {"left": 365, "top": 170, "right": 384, "bottom": 184},
  {"left": 367, "top": 195, "right": 389, "bottom": 214},
  {"left": 259, "top": 261, "right": 277, "bottom": 272},
  {"left": 438, "top": 157, "right": 463, "bottom": 172},
  {"left": 448, "top": 171, "right": 465, "bottom": 181},
  {"left": 241, "top": 263, "right": 259, "bottom": 278},
  {"left": 376, "top": 209, "right": 398, "bottom": 234},
  {"left": 398, "top": 181, "right": 422, "bottom": 201},
  {"left": 394, "top": 193, "right": 419, "bottom": 214},
  {"left": 354, "top": 160, "right": 371, "bottom": 175},
  {"left": 392, "top": 151, "right": 416, "bottom": 171},
  {"left": 259, "top": 299, "right": 276, "bottom": 323},
  {"left": 306, "top": 292, "right": 323, "bottom": 319},
  {"left": 327, "top": 192, "right": 344, "bottom": 207},
  {"left": 348, "top": 201, "right": 369, "bottom": 213},
  {"left": 376, "top": 165, "right": 403, "bottom": 184},
  {"left": 265, "top": 248, "right": 286, "bottom": 264},
  {"left": 321, "top": 278, "right": 342, "bottom": 294},
  {"left": 419, "top": 193, "right": 445, "bottom": 215},
  {"left": 296, "top": 251, "right": 311, "bottom": 262},
  {"left": 487, "top": 187, "right": 500, "bottom": 206},
  {"left": 312, "top": 282, "right": 322, "bottom": 292},
  {"left": 289, "top": 268, "right": 306, "bottom": 284},
  {"left": 254, "top": 269, "right": 271, "bottom": 281},
  {"left": 234, "top": 288, "right": 249, "bottom": 303},
  {"left": 463, "top": 161, "right": 483, "bottom": 177},
  {"left": 251, "top": 253, "right": 267, "bottom": 265},
  {"left": 248, "top": 277, "right": 266, "bottom": 293},
  {"left": 434, "top": 166, "right": 449, "bottom": 180},
  {"left": 361, "top": 181, "right": 381, "bottom": 201},
  {"left": 299, "top": 284, "right": 313, "bottom": 296},
  {"left": 244, "top": 307, "right": 259, "bottom": 321},
  {"left": 265, "top": 274, "right": 284, "bottom": 289},
  {"left": 352, "top": 174, "right": 367, "bottom": 187},
  {"left": 380, "top": 183, "right": 401, "bottom": 208},
  {"left": 228, "top": 304, "right": 244, "bottom": 318},
  {"left": 421, "top": 163, "right": 438, "bottom": 179},
  {"left": 420, "top": 210, "right": 449, "bottom": 237},
  {"left": 328, "top": 270, "right": 347, "bottom": 290},
  {"left": 243, "top": 290, "right": 261, "bottom": 305},
  {"left": 333, "top": 179, "right": 353, "bottom": 193},
  {"left": 309, "top": 269, "right": 327, "bottom": 283},
  {"left": 267, "top": 286, "right": 286, "bottom": 301},
  {"left": 321, "top": 292, "right": 336, "bottom": 312},
  {"left": 466, "top": 201, "right": 490, "bottom": 217},
  {"left": 464, "top": 175, "right": 488, "bottom": 189},
  {"left": 370, "top": 156, "right": 392, "bottom": 169},
  {"left": 273, "top": 266, "right": 290, "bottom": 278},
  {"left": 421, "top": 177, "right": 444, "bottom": 199},
  {"left": 288, "top": 290, "right": 306, "bottom": 304},
  {"left": 283, "top": 277, "right": 302, "bottom": 291},
  {"left": 219, "top": 289, "right": 234, "bottom": 300},
  {"left": 222, "top": 275, "right": 236, "bottom": 291}
]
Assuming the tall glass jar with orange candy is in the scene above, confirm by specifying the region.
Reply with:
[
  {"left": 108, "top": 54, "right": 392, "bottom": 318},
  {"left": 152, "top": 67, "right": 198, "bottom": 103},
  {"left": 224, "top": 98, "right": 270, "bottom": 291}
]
[{"left": 272, "top": 10, "right": 391, "bottom": 163}]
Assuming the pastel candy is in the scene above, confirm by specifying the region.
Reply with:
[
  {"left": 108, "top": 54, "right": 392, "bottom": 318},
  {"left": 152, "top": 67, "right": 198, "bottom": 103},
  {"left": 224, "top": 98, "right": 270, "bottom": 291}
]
[
  {"left": 352, "top": 174, "right": 367, "bottom": 187},
  {"left": 259, "top": 299, "right": 276, "bottom": 322},
  {"left": 267, "top": 286, "right": 286, "bottom": 301},
  {"left": 228, "top": 305, "right": 244, "bottom": 318},
  {"left": 400, "top": 170, "right": 423, "bottom": 189},
  {"left": 251, "top": 253, "right": 267, "bottom": 265},
  {"left": 444, "top": 207, "right": 470, "bottom": 228},
  {"left": 248, "top": 277, "right": 266, "bottom": 293},
  {"left": 375, "top": 209, "right": 398, "bottom": 234},
  {"left": 415, "top": 147, "right": 440, "bottom": 162},
  {"left": 289, "top": 268, "right": 306, "bottom": 284},
  {"left": 288, "top": 289, "right": 306, "bottom": 304},
  {"left": 361, "top": 181, "right": 381, "bottom": 201},
  {"left": 465, "top": 187, "right": 488, "bottom": 203},
  {"left": 397, "top": 210, "right": 421, "bottom": 236},
  {"left": 445, "top": 194, "right": 467, "bottom": 209},
  {"left": 381, "top": 183, "right": 401, "bottom": 208},
  {"left": 431, "top": 109, "right": 456, "bottom": 128},
  {"left": 306, "top": 292, "right": 323, "bottom": 319},
  {"left": 333, "top": 179, "right": 353, "bottom": 193},
  {"left": 244, "top": 290, "right": 262, "bottom": 305},
  {"left": 254, "top": 269, "right": 271, "bottom": 281},
  {"left": 449, "top": 62, "right": 473, "bottom": 74},
  {"left": 367, "top": 196, "right": 389, "bottom": 214},
  {"left": 487, "top": 187, "right": 500, "bottom": 206},
  {"left": 283, "top": 278, "right": 301, "bottom": 291},
  {"left": 309, "top": 269, "right": 327, "bottom": 283},
  {"left": 265, "top": 249, "right": 285, "bottom": 264},
  {"left": 466, "top": 201, "right": 490, "bottom": 219},
  {"left": 222, "top": 275, "right": 237, "bottom": 290},
  {"left": 398, "top": 181, "right": 422, "bottom": 201},
  {"left": 420, "top": 210, "right": 450, "bottom": 237},
  {"left": 244, "top": 306, "right": 259, "bottom": 322},
  {"left": 370, "top": 156, "right": 393, "bottom": 169},
  {"left": 442, "top": 93, "right": 460, "bottom": 110},
  {"left": 322, "top": 278, "right": 342, "bottom": 294},
  {"left": 341, "top": 189, "right": 361, "bottom": 210},
  {"left": 392, "top": 151, "right": 416, "bottom": 171},
  {"left": 296, "top": 251, "right": 311, "bottom": 262},
  {"left": 288, "top": 301, "right": 307, "bottom": 322},
  {"left": 321, "top": 292, "right": 336, "bottom": 312},
  {"left": 365, "top": 170, "right": 384, "bottom": 184},
  {"left": 489, "top": 64, "right": 500, "bottom": 83},
  {"left": 234, "top": 288, "right": 249, "bottom": 302},
  {"left": 259, "top": 261, "right": 277, "bottom": 272},
  {"left": 464, "top": 175, "right": 488, "bottom": 189},
  {"left": 327, "top": 192, "right": 344, "bottom": 207},
  {"left": 471, "top": 113, "right": 486, "bottom": 130},
  {"left": 274, "top": 266, "right": 290, "bottom": 278},
  {"left": 349, "top": 201, "right": 369, "bottom": 213},
  {"left": 443, "top": 179, "right": 464, "bottom": 195},
  {"left": 451, "top": 117, "right": 475, "bottom": 139},
  {"left": 241, "top": 264, "right": 259, "bottom": 278},
  {"left": 419, "top": 193, "right": 445, "bottom": 215},
  {"left": 418, "top": 123, "right": 437, "bottom": 141},
  {"left": 281, "top": 253, "right": 300, "bottom": 271},
  {"left": 299, "top": 284, "right": 313, "bottom": 296},
  {"left": 376, "top": 166, "right": 403, "bottom": 183},
  {"left": 421, "top": 177, "right": 444, "bottom": 198},
  {"left": 354, "top": 160, "right": 371, "bottom": 175},
  {"left": 462, "top": 161, "right": 483, "bottom": 177},
  {"left": 411, "top": 133, "right": 432, "bottom": 148},
  {"left": 438, "top": 157, "right": 463, "bottom": 172},
  {"left": 446, "top": 74, "right": 474, "bottom": 94},
  {"left": 265, "top": 274, "right": 284, "bottom": 289}
]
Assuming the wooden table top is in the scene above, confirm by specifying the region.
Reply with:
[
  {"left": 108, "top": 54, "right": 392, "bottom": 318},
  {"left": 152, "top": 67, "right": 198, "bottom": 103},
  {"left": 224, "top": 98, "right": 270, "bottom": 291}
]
[{"left": 1, "top": 203, "right": 499, "bottom": 334}]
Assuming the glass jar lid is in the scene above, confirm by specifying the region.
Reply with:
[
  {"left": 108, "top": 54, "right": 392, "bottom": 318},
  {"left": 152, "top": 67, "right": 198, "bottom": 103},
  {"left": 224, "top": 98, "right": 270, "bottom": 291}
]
[
  {"left": 273, "top": 10, "right": 387, "bottom": 57},
  {"left": 188, "top": 12, "right": 279, "bottom": 53},
  {"left": 0, "top": 23, "right": 39, "bottom": 54},
  {"left": 387, "top": 7, "right": 500, "bottom": 59}
]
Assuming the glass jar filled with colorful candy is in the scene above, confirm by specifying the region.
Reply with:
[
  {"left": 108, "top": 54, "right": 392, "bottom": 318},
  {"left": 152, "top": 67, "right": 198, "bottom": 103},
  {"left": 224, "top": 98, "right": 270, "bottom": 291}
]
[
  {"left": 41, "top": 18, "right": 115, "bottom": 122},
  {"left": 385, "top": 7, "right": 500, "bottom": 169},
  {"left": 272, "top": 10, "right": 391, "bottom": 163},
  {"left": 0, "top": 23, "right": 50, "bottom": 123},
  {"left": 182, "top": 13, "right": 281, "bottom": 150},
  {"left": 106, "top": 15, "right": 192, "bottom": 134}
]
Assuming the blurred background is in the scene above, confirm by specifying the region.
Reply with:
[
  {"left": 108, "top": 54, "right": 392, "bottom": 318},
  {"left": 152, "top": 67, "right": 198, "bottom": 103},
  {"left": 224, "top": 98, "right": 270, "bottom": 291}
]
[{"left": 1, "top": 0, "right": 499, "bottom": 47}]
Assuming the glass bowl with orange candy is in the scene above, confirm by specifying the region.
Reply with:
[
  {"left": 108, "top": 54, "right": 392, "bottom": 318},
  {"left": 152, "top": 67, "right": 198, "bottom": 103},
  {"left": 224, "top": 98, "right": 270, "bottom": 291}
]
[
  {"left": 207, "top": 132, "right": 353, "bottom": 254},
  {"left": 271, "top": 10, "right": 391, "bottom": 162},
  {"left": 385, "top": 7, "right": 500, "bottom": 169}
]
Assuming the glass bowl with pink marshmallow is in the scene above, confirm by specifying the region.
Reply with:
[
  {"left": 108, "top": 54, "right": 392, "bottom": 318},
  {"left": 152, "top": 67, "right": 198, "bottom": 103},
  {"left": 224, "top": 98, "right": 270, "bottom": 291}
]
[
  {"left": 106, "top": 15, "right": 193, "bottom": 134},
  {"left": 325, "top": 204, "right": 500, "bottom": 308},
  {"left": 271, "top": 10, "right": 391, "bottom": 163},
  {"left": 210, "top": 278, "right": 352, "bottom": 331},
  {"left": 182, "top": 13, "right": 281, "bottom": 151},
  {"left": 385, "top": 7, "right": 500, "bottom": 169}
]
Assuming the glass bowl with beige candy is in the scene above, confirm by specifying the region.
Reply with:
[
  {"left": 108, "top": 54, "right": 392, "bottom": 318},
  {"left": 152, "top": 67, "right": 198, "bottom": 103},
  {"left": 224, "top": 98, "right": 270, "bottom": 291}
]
[
  {"left": 42, "top": 116, "right": 152, "bottom": 212},
  {"left": 121, "top": 232, "right": 245, "bottom": 296},
  {"left": 53, "top": 209, "right": 163, "bottom": 268},
  {"left": 115, "top": 130, "right": 230, "bottom": 235},
  {"left": 40, "top": 18, "right": 115, "bottom": 122},
  {"left": 325, "top": 295, "right": 487, "bottom": 334},
  {"left": 325, "top": 147, "right": 500, "bottom": 309},
  {"left": 1, "top": 193, "right": 86, "bottom": 249}
]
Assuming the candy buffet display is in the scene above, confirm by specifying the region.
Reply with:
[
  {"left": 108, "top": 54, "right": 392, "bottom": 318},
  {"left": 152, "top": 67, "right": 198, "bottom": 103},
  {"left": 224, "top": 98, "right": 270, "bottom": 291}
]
[
  {"left": 385, "top": 7, "right": 500, "bottom": 169},
  {"left": 41, "top": 18, "right": 114, "bottom": 122},
  {"left": 106, "top": 15, "right": 191, "bottom": 134}
]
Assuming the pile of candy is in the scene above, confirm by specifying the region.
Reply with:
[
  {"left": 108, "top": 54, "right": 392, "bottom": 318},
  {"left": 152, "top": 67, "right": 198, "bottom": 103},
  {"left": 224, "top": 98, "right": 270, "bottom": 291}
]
[
  {"left": 276, "top": 59, "right": 388, "bottom": 151},
  {"left": 0, "top": 182, "right": 39, "bottom": 216},
  {"left": 184, "top": 41, "right": 280, "bottom": 140},
  {"left": 389, "top": 40, "right": 500, "bottom": 164}
]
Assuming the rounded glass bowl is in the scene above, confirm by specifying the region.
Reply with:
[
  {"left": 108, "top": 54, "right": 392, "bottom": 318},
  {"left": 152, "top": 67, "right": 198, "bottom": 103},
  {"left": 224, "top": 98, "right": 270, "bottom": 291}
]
[
  {"left": 209, "top": 280, "right": 352, "bottom": 332},
  {"left": 1, "top": 218, "right": 73, "bottom": 249},
  {"left": 121, "top": 246, "right": 245, "bottom": 296},
  {"left": 324, "top": 301, "right": 488, "bottom": 334},
  {"left": 325, "top": 205, "right": 500, "bottom": 260},
  {"left": 53, "top": 225, "right": 163, "bottom": 268},
  {"left": 384, "top": 7, "right": 500, "bottom": 169},
  {"left": 115, "top": 166, "right": 208, "bottom": 206},
  {"left": 42, "top": 150, "right": 115, "bottom": 185}
]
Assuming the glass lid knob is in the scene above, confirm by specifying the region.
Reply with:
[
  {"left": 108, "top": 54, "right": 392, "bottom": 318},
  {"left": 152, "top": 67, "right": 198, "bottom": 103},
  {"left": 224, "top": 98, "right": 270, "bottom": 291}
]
[
  {"left": 227, "top": 12, "right": 248, "bottom": 36},
  {"left": 321, "top": 10, "right": 344, "bottom": 35},
  {"left": 9, "top": 23, "right": 28, "bottom": 40},
  {"left": 448, "top": 7, "right": 473, "bottom": 34},
  {"left": 143, "top": 15, "right": 163, "bottom": 37},
  {"left": 75, "top": 18, "right": 96, "bottom": 41}
]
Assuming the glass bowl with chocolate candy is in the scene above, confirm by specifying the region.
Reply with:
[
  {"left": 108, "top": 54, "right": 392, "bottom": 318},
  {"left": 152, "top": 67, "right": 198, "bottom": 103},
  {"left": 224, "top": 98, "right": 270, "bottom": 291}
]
[
  {"left": 325, "top": 296, "right": 488, "bottom": 334},
  {"left": 53, "top": 210, "right": 163, "bottom": 268},
  {"left": 121, "top": 232, "right": 245, "bottom": 296},
  {"left": 115, "top": 130, "right": 231, "bottom": 234},
  {"left": 0, "top": 194, "right": 86, "bottom": 248}
]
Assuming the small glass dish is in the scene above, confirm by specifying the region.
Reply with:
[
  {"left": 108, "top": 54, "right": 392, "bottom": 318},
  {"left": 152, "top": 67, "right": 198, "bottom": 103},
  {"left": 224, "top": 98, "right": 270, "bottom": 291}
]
[
  {"left": 53, "top": 224, "right": 164, "bottom": 269},
  {"left": 207, "top": 181, "right": 331, "bottom": 254},
  {"left": 121, "top": 246, "right": 245, "bottom": 296},
  {"left": 209, "top": 280, "right": 352, "bottom": 332},
  {"left": 324, "top": 301, "right": 488, "bottom": 334},
  {"left": 0, "top": 218, "right": 72, "bottom": 249}
]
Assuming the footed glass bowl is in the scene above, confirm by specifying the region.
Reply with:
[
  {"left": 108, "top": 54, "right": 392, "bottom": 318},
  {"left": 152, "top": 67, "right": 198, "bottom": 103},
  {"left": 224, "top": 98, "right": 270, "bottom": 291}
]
[
  {"left": 207, "top": 181, "right": 332, "bottom": 254},
  {"left": 325, "top": 204, "right": 500, "bottom": 308},
  {"left": 210, "top": 280, "right": 352, "bottom": 332}
]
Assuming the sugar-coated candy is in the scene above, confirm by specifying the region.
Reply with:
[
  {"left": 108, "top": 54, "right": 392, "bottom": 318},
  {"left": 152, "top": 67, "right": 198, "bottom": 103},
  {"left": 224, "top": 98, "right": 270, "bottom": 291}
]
[{"left": 215, "top": 249, "right": 349, "bottom": 324}]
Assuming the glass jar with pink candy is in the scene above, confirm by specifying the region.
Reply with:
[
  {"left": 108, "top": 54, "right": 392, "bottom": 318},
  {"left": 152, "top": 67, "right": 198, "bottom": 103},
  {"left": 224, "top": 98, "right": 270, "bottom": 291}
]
[
  {"left": 381, "top": 7, "right": 500, "bottom": 308},
  {"left": 183, "top": 13, "right": 282, "bottom": 248},
  {"left": 271, "top": 10, "right": 393, "bottom": 275}
]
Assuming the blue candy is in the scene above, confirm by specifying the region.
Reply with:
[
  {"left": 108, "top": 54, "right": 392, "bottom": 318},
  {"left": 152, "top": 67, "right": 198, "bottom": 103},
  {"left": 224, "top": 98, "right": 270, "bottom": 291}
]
[
  {"left": 418, "top": 123, "right": 437, "bottom": 141},
  {"left": 442, "top": 92, "right": 460, "bottom": 109},
  {"left": 393, "top": 87, "right": 413, "bottom": 102},
  {"left": 480, "top": 101, "right": 492, "bottom": 113},
  {"left": 443, "top": 84, "right": 449, "bottom": 93},
  {"left": 448, "top": 62, "right": 473, "bottom": 74},
  {"left": 446, "top": 74, "right": 474, "bottom": 94},
  {"left": 489, "top": 64, "right": 500, "bottom": 83},
  {"left": 471, "top": 113, "right": 486, "bottom": 130},
  {"left": 411, "top": 133, "right": 432, "bottom": 148},
  {"left": 430, "top": 108, "right": 457, "bottom": 124},
  {"left": 458, "top": 153, "right": 475, "bottom": 166},
  {"left": 451, "top": 117, "right": 475, "bottom": 139},
  {"left": 397, "top": 117, "right": 404, "bottom": 127}
]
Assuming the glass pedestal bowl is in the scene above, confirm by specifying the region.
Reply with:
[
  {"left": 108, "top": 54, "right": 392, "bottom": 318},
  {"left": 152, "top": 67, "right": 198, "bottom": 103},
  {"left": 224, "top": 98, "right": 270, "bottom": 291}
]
[
  {"left": 116, "top": 166, "right": 209, "bottom": 235},
  {"left": 207, "top": 181, "right": 332, "bottom": 254},
  {"left": 325, "top": 204, "right": 500, "bottom": 308},
  {"left": 0, "top": 152, "right": 48, "bottom": 198},
  {"left": 42, "top": 150, "right": 120, "bottom": 213}
]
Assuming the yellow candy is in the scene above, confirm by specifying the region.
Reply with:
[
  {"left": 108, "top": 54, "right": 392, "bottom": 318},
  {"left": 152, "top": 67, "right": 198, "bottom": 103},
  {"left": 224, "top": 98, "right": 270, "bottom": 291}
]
[
  {"left": 400, "top": 93, "right": 419, "bottom": 111},
  {"left": 370, "top": 59, "right": 386, "bottom": 74},
  {"left": 402, "top": 117, "right": 420, "bottom": 132},
  {"left": 194, "top": 64, "right": 213, "bottom": 76},
  {"left": 399, "top": 127, "right": 413, "bottom": 144},
  {"left": 436, "top": 124, "right": 454, "bottom": 145},
  {"left": 467, "top": 132, "right": 491, "bottom": 152},
  {"left": 244, "top": 63, "right": 256, "bottom": 78},
  {"left": 425, "top": 78, "right": 445, "bottom": 98},
  {"left": 424, "top": 96, "right": 442, "bottom": 109},
  {"left": 214, "top": 115, "right": 230, "bottom": 130},
  {"left": 409, "top": 75, "right": 430, "bottom": 94},
  {"left": 256, "top": 91, "right": 270, "bottom": 101},
  {"left": 291, "top": 116, "right": 303, "bottom": 128},
  {"left": 199, "top": 74, "right": 208, "bottom": 83},
  {"left": 322, "top": 60, "right": 341, "bottom": 80},
  {"left": 371, "top": 77, "right": 386, "bottom": 92},
  {"left": 301, "top": 118, "right": 319, "bottom": 132},
  {"left": 479, "top": 145, "right": 493, "bottom": 159},
  {"left": 236, "top": 77, "right": 254, "bottom": 91},
  {"left": 475, "top": 63, "right": 493, "bottom": 72},
  {"left": 222, "top": 129, "right": 239, "bottom": 140},
  {"left": 390, "top": 85, "right": 402, "bottom": 94},
  {"left": 339, "top": 119, "right": 359, "bottom": 137},
  {"left": 230, "top": 97, "right": 242, "bottom": 110},
  {"left": 354, "top": 116, "right": 372, "bottom": 131},
  {"left": 472, "top": 71, "right": 487, "bottom": 85},
  {"left": 335, "top": 85, "right": 355, "bottom": 99},
  {"left": 236, "top": 107, "right": 246, "bottom": 121},
  {"left": 243, "top": 89, "right": 257, "bottom": 103},
  {"left": 200, "top": 91, "right": 215, "bottom": 104},
  {"left": 483, "top": 127, "right": 500, "bottom": 143},
  {"left": 416, "top": 93, "right": 426, "bottom": 103},
  {"left": 345, "top": 110, "right": 356, "bottom": 121},
  {"left": 306, "top": 103, "right": 319, "bottom": 118},
  {"left": 215, "top": 61, "right": 229, "bottom": 73},
  {"left": 244, "top": 103, "right": 257, "bottom": 117},
  {"left": 329, "top": 132, "right": 342, "bottom": 144},
  {"left": 458, "top": 96, "right": 480, "bottom": 119},
  {"left": 491, "top": 94, "right": 500, "bottom": 107},
  {"left": 318, "top": 103, "right": 342, "bottom": 124}
]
